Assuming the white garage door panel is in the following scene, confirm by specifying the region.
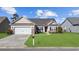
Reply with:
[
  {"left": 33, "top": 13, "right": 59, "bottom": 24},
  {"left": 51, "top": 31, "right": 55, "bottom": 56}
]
[{"left": 15, "top": 28, "right": 32, "bottom": 34}]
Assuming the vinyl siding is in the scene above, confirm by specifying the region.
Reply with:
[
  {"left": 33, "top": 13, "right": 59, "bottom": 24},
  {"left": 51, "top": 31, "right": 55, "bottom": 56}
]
[
  {"left": 61, "top": 20, "right": 79, "bottom": 32},
  {"left": 15, "top": 17, "right": 33, "bottom": 24}
]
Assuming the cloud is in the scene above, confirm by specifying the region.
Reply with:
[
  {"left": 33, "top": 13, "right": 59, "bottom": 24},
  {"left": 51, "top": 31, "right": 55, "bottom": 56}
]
[
  {"left": 22, "top": 15, "right": 28, "bottom": 18},
  {"left": 72, "top": 9, "right": 79, "bottom": 15},
  {"left": 36, "top": 10, "right": 58, "bottom": 18},
  {"left": 69, "top": 9, "right": 79, "bottom": 16},
  {"left": 68, "top": 13, "right": 72, "bottom": 16},
  {"left": 36, "top": 10, "right": 43, "bottom": 16},
  {"left": 61, "top": 17, "right": 66, "bottom": 20},
  {"left": 1, "top": 7, "right": 16, "bottom": 15},
  {"left": 56, "top": 17, "right": 66, "bottom": 23}
]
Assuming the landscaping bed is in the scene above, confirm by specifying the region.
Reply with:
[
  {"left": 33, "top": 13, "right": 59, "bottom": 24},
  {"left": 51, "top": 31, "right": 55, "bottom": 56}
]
[{"left": 25, "top": 33, "right": 79, "bottom": 47}]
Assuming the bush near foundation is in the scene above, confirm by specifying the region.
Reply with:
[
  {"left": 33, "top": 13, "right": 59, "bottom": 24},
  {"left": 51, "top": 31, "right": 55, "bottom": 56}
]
[
  {"left": 7, "top": 28, "right": 13, "bottom": 34},
  {"left": 56, "top": 26, "right": 63, "bottom": 33}
]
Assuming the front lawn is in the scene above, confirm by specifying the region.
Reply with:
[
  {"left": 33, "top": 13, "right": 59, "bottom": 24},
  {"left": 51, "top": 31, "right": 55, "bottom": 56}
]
[
  {"left": 0, "top": 33, "right": 9, "bottom": 39},
  {"left": 25, "top": 33, "right": 79, "bottom": 47}
]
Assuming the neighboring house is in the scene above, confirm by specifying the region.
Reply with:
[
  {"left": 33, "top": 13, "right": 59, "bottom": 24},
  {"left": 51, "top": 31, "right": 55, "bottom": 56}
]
[
  {"left": 0, "top": 17, "right": 10, "bottom": 32},
  {"left": 61, "top": 17, "right": 79, "bottom": 32},
  {"left": 11, "top": 17, "right": 58, "bottom": 35}
]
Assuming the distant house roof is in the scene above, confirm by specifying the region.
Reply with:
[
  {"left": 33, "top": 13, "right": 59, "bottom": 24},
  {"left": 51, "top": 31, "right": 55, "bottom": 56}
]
[
  {"left": 66, "top": 17, "right": 79, "bottom": 26},
  {"left": 62, "top": 17, "right": 79, "bottom": 26},
  {"left": 11, "top": 17, "right": 57, "bottom": 26},
  {"left": 0, "top": 16, "right": 9, "bottom": 24}
]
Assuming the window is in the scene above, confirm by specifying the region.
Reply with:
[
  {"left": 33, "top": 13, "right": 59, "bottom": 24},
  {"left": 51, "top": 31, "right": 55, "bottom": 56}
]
[{"left": 38, "top": 26, "right": 43, "bottom": 32}]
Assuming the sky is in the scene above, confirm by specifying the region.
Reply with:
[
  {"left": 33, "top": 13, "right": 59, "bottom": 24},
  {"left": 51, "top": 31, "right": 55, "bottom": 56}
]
[{"left": 0, "top": 7, "right": 79, "bottom": 23}]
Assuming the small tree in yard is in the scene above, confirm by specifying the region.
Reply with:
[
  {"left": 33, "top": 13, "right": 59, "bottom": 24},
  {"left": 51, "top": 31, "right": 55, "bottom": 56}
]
[
  {"left": 11, "top": 13, "right": 19, "bottom": 22},
  {"left": 7, "top": 28, "right": 13, "bottom": 35},
  {"left": 56, "top": 26, "right": 63, "bottom": 33}
]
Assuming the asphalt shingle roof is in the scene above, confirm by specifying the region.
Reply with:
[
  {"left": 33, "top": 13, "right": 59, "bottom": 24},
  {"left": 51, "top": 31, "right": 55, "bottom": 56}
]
[
  {"left": 29, "top": 18, "right": 56, "bottom": 26},
  {"left": 12, "top": 17, "right": 57, "bottom": 26},
  {"left": 67, "top": 17, "right": 79, "bottom": 26},
  {"left": 0, "top": 17, "right": 7, "bottom": 23}
]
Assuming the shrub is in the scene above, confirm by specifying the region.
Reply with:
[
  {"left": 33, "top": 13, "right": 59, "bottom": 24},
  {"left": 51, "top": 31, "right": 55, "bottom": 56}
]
[
  {"left": 56, "top": 26, "right": 63, "bottom": 33},
  {"left": 7, "top": 28, "right": 13, "bottom": 35}
]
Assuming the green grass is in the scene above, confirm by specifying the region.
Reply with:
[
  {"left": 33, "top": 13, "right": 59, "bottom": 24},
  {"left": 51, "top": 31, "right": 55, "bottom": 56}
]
[
  {"left": 25, "top": 32, "right": 79, "bottom": 47},
  {"left": 0, "top": 33, "right": 9, "bottom": 39}
]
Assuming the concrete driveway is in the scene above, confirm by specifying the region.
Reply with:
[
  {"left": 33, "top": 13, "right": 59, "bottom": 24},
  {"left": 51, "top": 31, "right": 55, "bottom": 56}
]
[{"left": 0, "top": 35, "right": 29, "bottom": 48}]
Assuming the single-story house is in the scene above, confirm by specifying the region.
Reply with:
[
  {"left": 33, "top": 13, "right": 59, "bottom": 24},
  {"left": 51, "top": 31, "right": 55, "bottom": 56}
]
[
  {"left": 0, "top": 16, "right": 10, "bottom": 32},
  {"left": 61, "top": 17, "right": 79, "bottom": 32},
  {"left": 30, "top": 18, "right": 58, "bottom": 33},
  {"left": 11, "top": 17, "right": 58, "bottom": 35}
]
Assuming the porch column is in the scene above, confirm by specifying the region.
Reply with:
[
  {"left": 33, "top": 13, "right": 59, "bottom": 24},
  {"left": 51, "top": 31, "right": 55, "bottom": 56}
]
[
  {"left": 47, "top": 26, "right": 50, "bottom": 32},
  {"left": 47, "top": 26, "right": 50, "bottom": 35},
  {"left": 43, "top": 26, "right": 45, "bottom": 32}
]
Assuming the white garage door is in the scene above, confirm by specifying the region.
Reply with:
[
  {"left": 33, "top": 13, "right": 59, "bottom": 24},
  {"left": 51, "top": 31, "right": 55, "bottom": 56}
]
[{"left": 15, "top": 27, "right": 32, "bottom": 34}]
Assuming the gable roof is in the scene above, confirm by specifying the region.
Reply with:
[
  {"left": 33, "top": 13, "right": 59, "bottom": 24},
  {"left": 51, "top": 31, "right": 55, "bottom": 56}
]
[
  {"left": 61, "top": 17, "right": 79, "bottom": 26},
  {"left": 0, "top": 16, "right": 9, "bottom": 23},
  {"left": 11, "top": 17, "right": 56, "bottom": 26},
  {"left": 67, "top": 17, "right": 79, "bottom": 26},
  {"left": 29, "top": 18, "right": 56, "bottom": 26},
  {"left": 11, "top": 17, "right": 35, "bottom": 25}
]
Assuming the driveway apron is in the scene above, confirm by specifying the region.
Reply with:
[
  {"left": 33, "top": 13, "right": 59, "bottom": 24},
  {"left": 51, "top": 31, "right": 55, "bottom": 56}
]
[{"left": 0, "top": 35, "right": 29, "bottom": 48}]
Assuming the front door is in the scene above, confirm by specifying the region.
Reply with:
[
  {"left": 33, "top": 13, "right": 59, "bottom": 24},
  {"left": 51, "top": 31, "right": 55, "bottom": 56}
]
[{"left": 45, "top": 26, "right": 48, "bottom": 32}]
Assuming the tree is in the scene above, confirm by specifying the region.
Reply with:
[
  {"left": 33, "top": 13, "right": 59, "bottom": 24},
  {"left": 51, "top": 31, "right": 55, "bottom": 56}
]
[{"left": 11, "top": 13, "right": 19, "bottom": 22}]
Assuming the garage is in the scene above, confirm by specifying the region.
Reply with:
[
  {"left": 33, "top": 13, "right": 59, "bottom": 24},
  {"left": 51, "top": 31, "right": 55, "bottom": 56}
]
[
  {"left": 11, "top": 17, "right": 35, "bottom": 35},
  {"left": 14, "top": 27, "right": 32, "bottom": 34}
]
